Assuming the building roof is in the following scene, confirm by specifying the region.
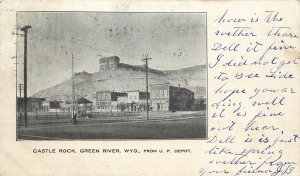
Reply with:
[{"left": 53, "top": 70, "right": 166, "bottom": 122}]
[
  {"left": 77, "top": 97, "right": 92, "bottom": 104},
  {"left": 17, "top": 97, "right": 46, "bottom": 101},
  {"left": 170, "top": 86, "right": 194, "bottom": 93},
  {"left": 150, "top": 83, "right": 194, "bottom": 93},
  {"left": 111, "top": 92, "right": 127, "bottom": 98},
  {"left": 127, "top": 90, "right": 142, "bottom": 92}
]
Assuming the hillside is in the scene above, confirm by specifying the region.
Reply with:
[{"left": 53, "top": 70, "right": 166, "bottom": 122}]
[{"left": 31, "top": 64, "right": 207, "bottom": 104}]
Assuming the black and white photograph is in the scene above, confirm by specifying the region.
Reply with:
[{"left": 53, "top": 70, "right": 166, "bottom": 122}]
[{"left": 16, "top": 12, "right": 207, "bottom": 140}]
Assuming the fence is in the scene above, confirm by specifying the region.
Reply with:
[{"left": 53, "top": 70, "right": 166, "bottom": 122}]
[
  {"left": 17, "top": 112, "right": 70, "bottom": 127},
  {"left": 91, "top": 111, "right": 141, "bottom": 118},
  {"left": 26, "top": 112, "right": 71, "bottom": 120},
  {"left": 17, "top": 111, "right": 141, "bottom": 120}
]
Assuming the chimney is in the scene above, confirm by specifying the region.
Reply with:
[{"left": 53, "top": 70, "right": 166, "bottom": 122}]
[{"left": 178, "top": 84, "right": 180, "bottom": 88}]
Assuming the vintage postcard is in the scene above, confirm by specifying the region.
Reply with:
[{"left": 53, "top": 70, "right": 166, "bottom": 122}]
[
  {"left": 15, "top": 12, "right": 207, "bottom": 140},
  {"left": 0, "top": 0, "right": 299, "bottom": 176}
]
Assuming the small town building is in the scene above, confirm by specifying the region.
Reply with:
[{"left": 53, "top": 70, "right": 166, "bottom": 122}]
[
  {"left": 77, "top": 97, "right": 93, "bottom": 116},
  {"left": 41, "top": 95, "right": 71, "bottom": 112},
  {"left": 59, "top": 101, "right": 72, "bottom": 112},
  {"left": 17, "top": 97, "right": 46, "bottom": 112},
  {"left": 150, "top": 83, "right": 194, "bottom": 111},
  {"left": 96, "top": 91, "right": 127, "bottom": 112},
  {"left": 193, "top": 97, "right": 206, "bottom": 110},
  {"left": 41, "top": 100, "right": 60, "bottom": 112},
  {"left": 117, "top": 95, "right": 128, "bottom": 111},
  {"left": 39, "top": 95, "right": 93, "bottom": 114},
  {"left": 127, "top": 90, "right": 149, "bottom": 111},
  {"left": 56, "top": 94, "right": 71, "bottom": 102}
]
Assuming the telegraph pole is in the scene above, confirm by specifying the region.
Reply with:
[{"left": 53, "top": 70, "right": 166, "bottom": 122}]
[
  {"left": 20, "top": 25, "right": 31, "bottom": 127},
  {"left": 18, "top": 84, "right": 23, "bottom": 98},
  {"left": 17, "top": 84, "right": 24, "bottom": 119},
  {"left": 71, "top": 53, "right": 77, "bottom": 124},
  {"left": 141, "top": 54, "right": 152, "bottom": 121}
]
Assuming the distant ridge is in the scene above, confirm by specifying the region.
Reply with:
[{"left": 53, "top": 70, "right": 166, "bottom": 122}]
[
  {"left": 118, "top": 63, "right": 166, "bottom": 75},
  {"left": 31, "top": 61, "right": 207, "bottom": 104}
]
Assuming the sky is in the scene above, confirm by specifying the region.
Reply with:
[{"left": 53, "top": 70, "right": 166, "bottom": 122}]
[{"left": 16, "top": 12, "right": 206, "bottom": 96}]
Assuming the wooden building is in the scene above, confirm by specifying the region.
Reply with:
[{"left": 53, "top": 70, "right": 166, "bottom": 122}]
[
  {"left": 150, "top": 83, "right": 194, "bottom": 111},
  {"left": 96, "top": 91, "right": 127, "bottom": 112}
]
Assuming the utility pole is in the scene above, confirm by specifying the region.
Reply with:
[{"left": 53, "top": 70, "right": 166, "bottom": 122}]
[
  {"left": 71, "top": 53, "right": 77, "bottom": 124},
  {"left": 20, "top": 25, "right": 31, "bottom": 127},
  {"left": 18, "top": 84, "right": 23, "bottom": 98},
  {"left": 141, "top": 54, "right": 152, "bottom": 121},
  {"left": 17, "top": 84, "right": 24, "bottom": 119},
  {"left": 17, "top": 84, "right": 23, "bottom": 112}
]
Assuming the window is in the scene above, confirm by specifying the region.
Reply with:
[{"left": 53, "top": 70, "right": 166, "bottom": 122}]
[
  {"left": 160, "top": 90, "right": 163, "bottom": 97},
  {"left": 155, "top": 90, "right": 159, "bottom": 97},
  {"left": 164, "top": 90, "right": 168, "bottom": 97},
  {"left": 134, "top": 95, "right": 137, "bottom": 100}
]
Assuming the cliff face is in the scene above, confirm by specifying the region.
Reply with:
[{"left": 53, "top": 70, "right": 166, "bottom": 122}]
[{"left": 31, "top": 64, "right": 207, "bottom": 104}]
